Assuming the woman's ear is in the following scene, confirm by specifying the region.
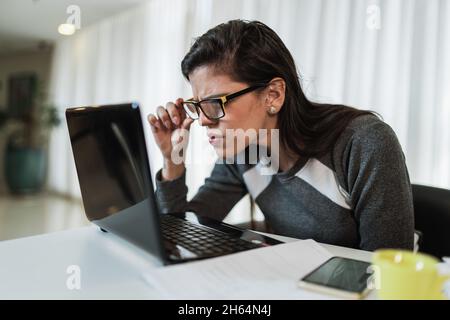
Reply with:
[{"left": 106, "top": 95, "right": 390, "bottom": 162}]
[{"left": 264, "top": 77, "right": 286, "bottom": 113}]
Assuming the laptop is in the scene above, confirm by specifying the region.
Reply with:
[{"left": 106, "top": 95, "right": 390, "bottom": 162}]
[{"left": 66, "top": 102, "right": 281, "bottom": 264}]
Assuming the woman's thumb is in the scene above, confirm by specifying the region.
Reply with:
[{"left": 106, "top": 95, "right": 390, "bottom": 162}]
[{"left": 181, "top": 118, "right": 194, "bottom": 130}]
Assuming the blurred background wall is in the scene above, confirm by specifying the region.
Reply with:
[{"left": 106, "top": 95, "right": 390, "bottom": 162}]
[{"left": 0, "top": 0, "right": 449, "bottom": 239}]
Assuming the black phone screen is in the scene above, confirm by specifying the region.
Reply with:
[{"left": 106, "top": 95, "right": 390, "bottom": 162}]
[{"left": 301, "top": 257, "right": 372, "bottom": 293}]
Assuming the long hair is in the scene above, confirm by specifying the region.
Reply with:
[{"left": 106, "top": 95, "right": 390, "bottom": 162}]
[{"left": 181, "top": 20, "right": 377, "bottom": 158}]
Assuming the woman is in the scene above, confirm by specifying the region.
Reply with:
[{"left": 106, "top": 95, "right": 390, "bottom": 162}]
[{"left": 147, "top": 20, "right": 414, "bottom": 251}]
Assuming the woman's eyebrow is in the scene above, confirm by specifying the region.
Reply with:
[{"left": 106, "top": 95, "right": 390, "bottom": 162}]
[{"left": 200, "top": 92, "right": 229, "bottom": 100}]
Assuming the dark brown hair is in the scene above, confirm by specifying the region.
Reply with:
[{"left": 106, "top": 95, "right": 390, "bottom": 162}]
[{"left": 181, "top": 20, "right": 377, "bottom": 158}]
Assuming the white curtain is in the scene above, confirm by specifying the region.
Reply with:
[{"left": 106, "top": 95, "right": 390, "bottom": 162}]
[{"left": 48, "top": 0, "right": 450, "bottom": 223}]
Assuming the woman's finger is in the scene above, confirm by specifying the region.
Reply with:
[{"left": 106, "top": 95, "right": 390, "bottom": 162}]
[
  {"left": 156, "top": 106, "right": 172, "bottom": 130},
  {"left": 147, "top": 113, "right": 162, "bottom": 132},
  {"left": 166, "top": 102, "right": 182, "bottom": 127},
  {"left": 174, "top": 98, "right": 187, "bottom": 123}
]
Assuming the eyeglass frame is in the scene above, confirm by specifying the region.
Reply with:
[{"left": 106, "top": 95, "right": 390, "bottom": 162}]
[{"left": 182, "top": 83, "right": 269, "bottom": 120}]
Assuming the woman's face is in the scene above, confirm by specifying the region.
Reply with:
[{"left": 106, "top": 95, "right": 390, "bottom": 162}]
[{"left": 188, "top": 65, "right": 282, "bottom": 159}]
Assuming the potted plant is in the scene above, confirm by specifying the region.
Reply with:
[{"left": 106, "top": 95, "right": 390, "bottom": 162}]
[{"left": 0, "top": 76, "right": 60, "bottom": 194}]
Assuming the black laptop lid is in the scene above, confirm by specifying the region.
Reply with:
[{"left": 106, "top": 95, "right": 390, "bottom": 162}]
[{"left": 66, "top": 103, "right": 166, "bottom": 260}]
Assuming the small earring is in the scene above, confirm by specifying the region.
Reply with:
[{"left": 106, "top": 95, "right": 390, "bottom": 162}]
[{"left": 268, "top": 106, "right": 277, "bottom": 114}]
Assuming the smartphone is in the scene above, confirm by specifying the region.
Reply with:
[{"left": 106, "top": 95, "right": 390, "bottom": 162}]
[{"left": 298, "top": 256, "right": 372, "bottom": 299}]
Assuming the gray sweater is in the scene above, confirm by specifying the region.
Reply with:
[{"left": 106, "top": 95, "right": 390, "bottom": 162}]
[{"left": 155, "top": 115, "right": 414, "bottom": 251}]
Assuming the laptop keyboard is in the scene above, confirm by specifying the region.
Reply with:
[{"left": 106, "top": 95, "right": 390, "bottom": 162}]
[{"left": 160, "top": 214, "right": 261, "bottom": 256}]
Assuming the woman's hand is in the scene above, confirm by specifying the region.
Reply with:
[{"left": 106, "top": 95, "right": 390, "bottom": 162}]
[{"left": 147, "top": 98, "right": 193, "bottom": 181}]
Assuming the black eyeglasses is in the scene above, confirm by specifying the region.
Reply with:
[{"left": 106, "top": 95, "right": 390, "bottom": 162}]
[{"left": 182, "top": 83, "right": 268, "bottom": 120}]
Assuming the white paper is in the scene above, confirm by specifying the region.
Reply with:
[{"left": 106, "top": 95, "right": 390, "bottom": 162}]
[{"left": 142, "top": 239, "right": 334, "bottom": 299}]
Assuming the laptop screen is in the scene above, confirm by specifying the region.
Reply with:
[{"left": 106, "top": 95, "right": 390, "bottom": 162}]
[{"left": 66, "top": 103, "right": 165, "bottom": 259}]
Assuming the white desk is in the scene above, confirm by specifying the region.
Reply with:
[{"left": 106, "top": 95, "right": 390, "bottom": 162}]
[{"left": 0, "top": 225, "right": 374, "bottom": 299}]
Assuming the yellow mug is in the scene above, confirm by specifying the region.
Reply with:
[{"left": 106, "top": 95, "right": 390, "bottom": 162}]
[{"left": 372, "top": 249, "right": 450, "bottom": 300}]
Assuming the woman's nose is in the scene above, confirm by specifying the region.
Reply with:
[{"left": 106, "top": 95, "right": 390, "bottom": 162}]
[{"left": 198, "top": 112, "right": 217, "bottom": 127}]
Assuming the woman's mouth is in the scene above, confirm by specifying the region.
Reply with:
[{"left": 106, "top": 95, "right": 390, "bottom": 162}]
[
  {"left": 208, "top": 135, "right": 223, "bottom": 146},
  {"left": 207, "top": 129, "right": 224, "bottom": 146}
]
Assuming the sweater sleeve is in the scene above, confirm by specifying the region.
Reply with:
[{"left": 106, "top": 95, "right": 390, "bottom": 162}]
[
  {"left": 342, "top": 121, "right": 415, "bottom": 251},
  {"left": 155, "top": 163, "right": 248, "bottom": 221}
]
